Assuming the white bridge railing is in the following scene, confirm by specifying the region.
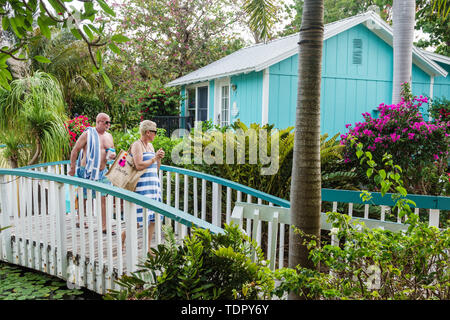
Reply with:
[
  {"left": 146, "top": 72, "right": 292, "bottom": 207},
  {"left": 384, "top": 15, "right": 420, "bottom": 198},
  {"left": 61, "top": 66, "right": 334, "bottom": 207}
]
[{"left": 0, "top": 167, "right": 223, "bottom": 295}]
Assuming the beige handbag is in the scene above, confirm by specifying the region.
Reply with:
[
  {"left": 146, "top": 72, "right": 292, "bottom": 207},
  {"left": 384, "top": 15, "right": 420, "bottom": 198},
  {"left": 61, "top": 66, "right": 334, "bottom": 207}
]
[{"left": 105, "top": 148, "right": 146, "bottom": 191}]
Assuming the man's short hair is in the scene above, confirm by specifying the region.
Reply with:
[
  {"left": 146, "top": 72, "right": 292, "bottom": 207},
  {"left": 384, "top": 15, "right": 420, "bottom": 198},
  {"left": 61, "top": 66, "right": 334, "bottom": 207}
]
[{"left": 140, "top": 120, "right": 157, "bottom": 136}]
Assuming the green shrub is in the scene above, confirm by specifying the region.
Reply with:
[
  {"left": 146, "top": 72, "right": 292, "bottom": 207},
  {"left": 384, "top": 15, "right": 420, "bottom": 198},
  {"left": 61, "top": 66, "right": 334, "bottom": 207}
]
[
  {"left": 274, "top": 209, "right": 449, "bottom": 300},
  {"left": 178, "top": 120, "right": 348, "bottom": 200},
  {"left": 112, "top": 127, "right": 181, "bottom": 166},
  {"left": 105, "top": 224, "right": 274, "bottom": 300},
  {"left": 70, "top": 94, "right": 106, "bottom": 120}
]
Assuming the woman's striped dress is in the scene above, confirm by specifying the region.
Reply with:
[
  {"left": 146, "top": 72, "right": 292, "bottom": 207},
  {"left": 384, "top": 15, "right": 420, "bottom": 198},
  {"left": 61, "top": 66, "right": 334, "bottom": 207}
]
[{"left": 134, "top": 151, "right": 162, "bottom": 227}]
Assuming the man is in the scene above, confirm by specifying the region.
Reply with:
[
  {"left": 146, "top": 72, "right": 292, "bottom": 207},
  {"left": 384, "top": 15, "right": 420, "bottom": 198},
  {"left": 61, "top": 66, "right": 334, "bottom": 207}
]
[{"left": 68, "top": 113, "right": 116, "bottom": 234}]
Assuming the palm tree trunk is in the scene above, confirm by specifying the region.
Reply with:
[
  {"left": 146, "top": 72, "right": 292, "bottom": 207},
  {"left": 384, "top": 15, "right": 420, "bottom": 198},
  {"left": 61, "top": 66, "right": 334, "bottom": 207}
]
[
  {"left": 288, "top": 0, "right": 324, "bottom": 300},
  {"left": 28, "top": 139, "right": 41, "bottom": 165},
  {"left": 392, "top": 0, "right": 415, "bottom": 103}
]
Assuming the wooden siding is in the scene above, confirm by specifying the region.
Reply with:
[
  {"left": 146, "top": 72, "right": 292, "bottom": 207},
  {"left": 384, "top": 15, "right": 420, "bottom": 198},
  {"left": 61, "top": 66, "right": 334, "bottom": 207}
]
[
  {"left": 268, "top": 55, "right": 298, "bottom": 129},
  {"left": 230, "top": 71, "right": 263, "bottom": 124},
  {"left": 412, "top": 65, "right": 432, "bottom": 120},
  {"left": 433, "top": 62, "right": 450, "bottom": 100}
]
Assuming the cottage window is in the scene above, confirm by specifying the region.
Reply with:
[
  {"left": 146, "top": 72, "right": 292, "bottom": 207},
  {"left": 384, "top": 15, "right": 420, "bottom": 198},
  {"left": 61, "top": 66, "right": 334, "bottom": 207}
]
[{"left": 221, "top": 85, "right": 230, "bottom": 126}]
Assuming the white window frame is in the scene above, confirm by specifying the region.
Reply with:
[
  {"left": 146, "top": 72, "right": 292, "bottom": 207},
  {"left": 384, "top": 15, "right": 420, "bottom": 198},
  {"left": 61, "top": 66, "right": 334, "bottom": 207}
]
[{"left": 214, "top": 77, "right": 231, "bottom": 126}]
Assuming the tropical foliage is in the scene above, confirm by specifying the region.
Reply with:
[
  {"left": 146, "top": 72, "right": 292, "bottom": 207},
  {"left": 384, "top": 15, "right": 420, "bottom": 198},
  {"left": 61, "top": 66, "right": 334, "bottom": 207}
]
[
  {"left": 0, "top": 0, "right": 126, "bottom": 91},
  {"left": 274, "top": 146, "right": 449, "bottom": 300},
  {"left": 0, "top": 71, "right": 70, "bottom": 167},
  {"left": 105, "top": 224, "right": 274, "bottom": 300},
  {"left": 429, "top": 96, "right": 450, "bottom": 124},
  {"left": 0, "top": 262, "right": 94, "bottom": 300},
  {"left": 173, "top": 120, "right": 346, "bottom": 200}
]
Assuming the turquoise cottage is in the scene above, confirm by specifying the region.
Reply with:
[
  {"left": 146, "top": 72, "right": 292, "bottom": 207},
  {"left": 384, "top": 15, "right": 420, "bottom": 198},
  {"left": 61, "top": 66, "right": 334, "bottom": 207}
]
[{"left": 167, "top": 11, "right": 450, "bottom": 136}]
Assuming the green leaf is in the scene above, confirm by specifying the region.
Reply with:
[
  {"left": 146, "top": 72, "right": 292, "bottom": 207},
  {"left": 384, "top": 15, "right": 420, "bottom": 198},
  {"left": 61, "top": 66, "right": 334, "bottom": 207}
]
[
  {"left": 366, "top": 168, "right": 373, "bottom": 178},
  {"left": 108, "top": 43, "right": 122, "bottom": 55},
  {"left": 379, "top": 169, "right": 386, "bottom": 180},
  {"left": 83, "top": 25, "right": 94, "bottom": 41},
  {"left": 100, "top": 69, "right": 112, "bottom": 89},
  {"left": 0, "top": 69, "right": 11, "bottom": 90},
  {"left": 395, "top": 186, "right": 407, "bottom": 197},
  {"left": 37, "top": 17, "right": 51, "bottom": 39},
  {"left": 9, "top": 18, "right": 22, "bottom": 39},
  {"left": 356, "top": 149, "right": 363, "bottom": 159},
  {"left": 97, "top": 0, "right": 116, "bottom": 17},
  {"left": 70, "top": 28, "right": 83, "bottom": 40},
  {"left": 33, "top": 55, "right": 52, "bottom": 64},
  {"left": 2, "top": 16, "right": 9, "bottom": 30},
  {"left": 111, "top": 34, "right": 130, "bottom": 43}
]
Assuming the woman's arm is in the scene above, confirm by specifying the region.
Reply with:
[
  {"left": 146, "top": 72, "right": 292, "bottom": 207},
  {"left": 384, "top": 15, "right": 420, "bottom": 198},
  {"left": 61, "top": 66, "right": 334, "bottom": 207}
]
[{"left": 130, "top": 141, "right": 157, "bottom": 170}]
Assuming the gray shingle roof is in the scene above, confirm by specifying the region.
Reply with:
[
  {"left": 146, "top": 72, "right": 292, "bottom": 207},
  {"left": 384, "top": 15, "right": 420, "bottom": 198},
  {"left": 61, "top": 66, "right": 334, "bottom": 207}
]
[{"left": 167, "top": 11, "right": 447, "bottom": 87}]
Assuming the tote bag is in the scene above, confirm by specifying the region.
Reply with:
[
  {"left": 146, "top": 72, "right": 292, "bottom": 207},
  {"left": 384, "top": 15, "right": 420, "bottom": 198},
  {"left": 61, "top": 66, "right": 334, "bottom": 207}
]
[{"left": 105, "top": 149, "right": 146, "bottom": 191}]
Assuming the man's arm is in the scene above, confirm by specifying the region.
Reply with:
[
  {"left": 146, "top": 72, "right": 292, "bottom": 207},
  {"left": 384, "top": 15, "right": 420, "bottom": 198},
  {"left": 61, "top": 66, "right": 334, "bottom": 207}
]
[{"left": 68, "top": 132, "right": 88, "bottom": 176}]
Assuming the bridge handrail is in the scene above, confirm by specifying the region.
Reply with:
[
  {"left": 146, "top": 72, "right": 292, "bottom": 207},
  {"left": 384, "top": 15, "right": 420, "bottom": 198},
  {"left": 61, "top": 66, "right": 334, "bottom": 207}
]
[
  {"left": 19, "top": 160, "right": 450, "bottom": 211},
  {"left": 0, "top": 168, "right": 224, "bottom": 235}
]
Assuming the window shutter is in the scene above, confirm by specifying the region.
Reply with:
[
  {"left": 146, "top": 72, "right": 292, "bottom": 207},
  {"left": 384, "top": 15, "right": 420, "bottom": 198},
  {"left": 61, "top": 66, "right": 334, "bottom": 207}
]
[{"left": 352, "top": 38, "right": 363, "bottom": 65}]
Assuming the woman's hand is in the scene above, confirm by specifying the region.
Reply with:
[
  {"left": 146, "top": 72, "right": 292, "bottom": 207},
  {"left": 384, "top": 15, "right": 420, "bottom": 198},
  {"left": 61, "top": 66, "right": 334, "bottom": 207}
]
[{"left": 155, "top": 148, "right": 165, "bottom": 160}]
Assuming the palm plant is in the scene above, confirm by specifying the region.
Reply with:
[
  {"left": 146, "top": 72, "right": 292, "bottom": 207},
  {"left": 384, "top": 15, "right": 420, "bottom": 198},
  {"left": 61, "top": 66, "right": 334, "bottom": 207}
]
[
  {"left": 0, "top": 71, "right": 70, "bottom": 167},
  {"left": 243, "top": 0, "right": 279, "bottom": 43}
]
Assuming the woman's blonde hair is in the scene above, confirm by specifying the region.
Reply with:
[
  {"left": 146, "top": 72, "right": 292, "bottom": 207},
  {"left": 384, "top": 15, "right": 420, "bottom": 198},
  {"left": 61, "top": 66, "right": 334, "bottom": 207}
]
[{"left": 139, "top": 120, "right": 157, "bottom": 136}]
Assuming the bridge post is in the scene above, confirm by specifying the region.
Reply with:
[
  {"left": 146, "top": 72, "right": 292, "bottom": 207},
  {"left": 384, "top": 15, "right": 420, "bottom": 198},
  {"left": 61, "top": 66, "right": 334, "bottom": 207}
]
[
  {"left": 125, "top": 201, "right": 138, "bottom": 273},
  {"left": 0, "top": 175, "right": 13, "bottom": 262},
  {"left": 55, "top": 182, "right": 68, "bottom": 279}
]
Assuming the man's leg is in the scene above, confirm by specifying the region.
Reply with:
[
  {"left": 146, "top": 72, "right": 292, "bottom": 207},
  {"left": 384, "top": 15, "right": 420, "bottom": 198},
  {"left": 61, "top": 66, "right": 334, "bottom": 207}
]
[{"left": 101, "top": 195, "right": 107, "bottom": 232}]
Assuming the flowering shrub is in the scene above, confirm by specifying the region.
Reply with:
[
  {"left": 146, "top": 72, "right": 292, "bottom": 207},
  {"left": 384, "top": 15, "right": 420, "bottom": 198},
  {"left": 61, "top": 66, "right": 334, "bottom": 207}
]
[
  {"left": 64, "top": 115, "right": 91, "bottom": 147},
  {"left": 137, "top": 87, "right": 181, "bottom": 120},
  {"left": 341, "top": 95, "right": 449, "bottom": 195},
  {"left": 429, "top": 96, "right": 450, "bottom": 124}
]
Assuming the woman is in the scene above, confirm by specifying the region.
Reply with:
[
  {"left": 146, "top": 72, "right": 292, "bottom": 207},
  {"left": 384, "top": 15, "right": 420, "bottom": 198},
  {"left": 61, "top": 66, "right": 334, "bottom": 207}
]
[{"left": 122, "top": 120, "right": 165, "bottom": 255}]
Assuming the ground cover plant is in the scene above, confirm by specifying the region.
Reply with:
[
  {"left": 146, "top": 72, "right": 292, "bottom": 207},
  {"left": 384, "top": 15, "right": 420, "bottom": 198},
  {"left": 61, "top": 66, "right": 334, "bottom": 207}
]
[{"left": 0, "top": 262, "right": 101, "bottom": 300}]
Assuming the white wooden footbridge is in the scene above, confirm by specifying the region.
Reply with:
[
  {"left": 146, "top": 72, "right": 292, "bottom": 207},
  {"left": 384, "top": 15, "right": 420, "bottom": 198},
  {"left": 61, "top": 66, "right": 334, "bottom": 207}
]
[{"left": 0, "top": 160, "right": 448, "bottom": 295}]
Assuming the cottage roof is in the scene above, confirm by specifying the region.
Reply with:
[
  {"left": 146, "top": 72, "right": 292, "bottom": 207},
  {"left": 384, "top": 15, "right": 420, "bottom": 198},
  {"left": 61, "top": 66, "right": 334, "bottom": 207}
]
[
  {"left": 419, "top": 49, "right": 450, "bottom": 66},
  {"left": 167, "top": 11, "right": 448, "bottom": 87}
]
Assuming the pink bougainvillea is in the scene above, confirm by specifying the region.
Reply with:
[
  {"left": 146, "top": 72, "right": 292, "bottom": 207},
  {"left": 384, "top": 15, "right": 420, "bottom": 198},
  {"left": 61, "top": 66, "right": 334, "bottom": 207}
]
[
  {"left": 341, "top": 95, "right": 449, "bottom": 195},
  {"left": 64, "top": 115, "right": 91, "bottom": 147}
]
